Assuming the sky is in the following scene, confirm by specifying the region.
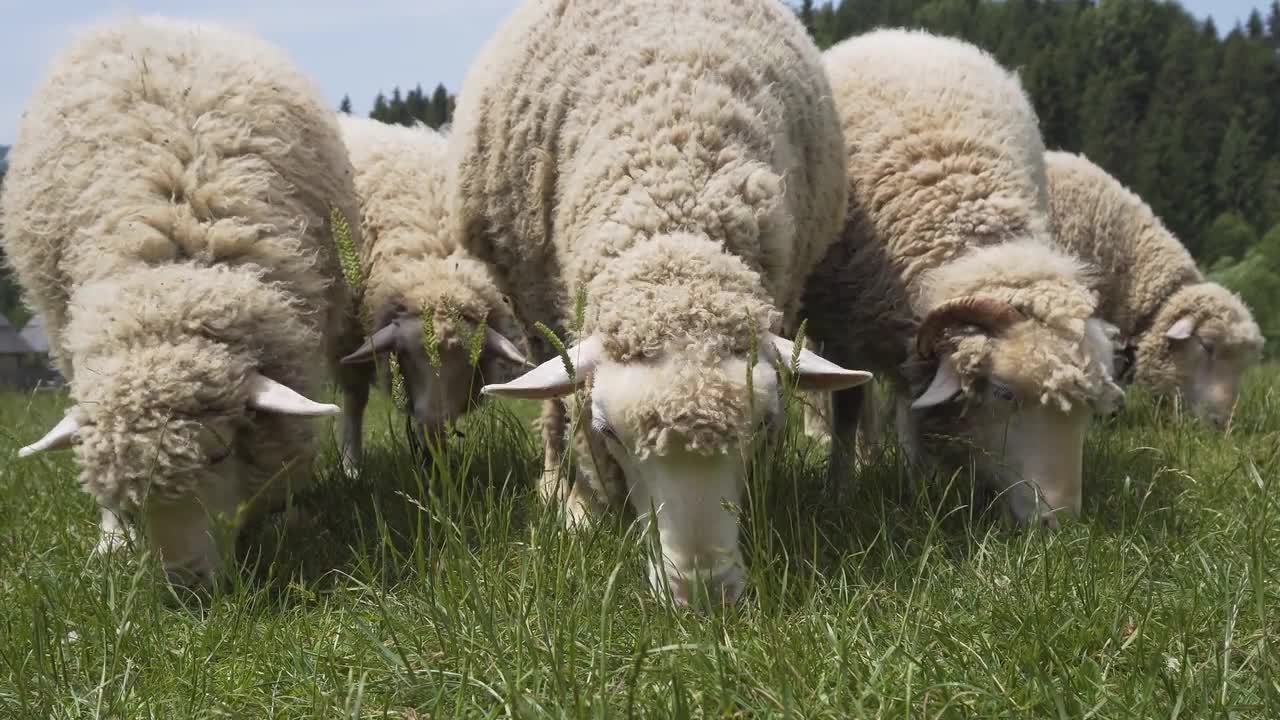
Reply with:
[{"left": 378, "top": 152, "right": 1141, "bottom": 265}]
[{"left": 0, "top": 0, "right": 1270, "bottom": 145}]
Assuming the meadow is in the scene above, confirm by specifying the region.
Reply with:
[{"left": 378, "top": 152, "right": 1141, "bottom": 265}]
[{"left": 0, "top": 367, "right": 1277, "bottom": 718}]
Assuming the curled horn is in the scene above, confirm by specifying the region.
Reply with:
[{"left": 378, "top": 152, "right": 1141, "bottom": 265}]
[{"left": 915, "top": 296, "right": 1025, "bottom": 358}]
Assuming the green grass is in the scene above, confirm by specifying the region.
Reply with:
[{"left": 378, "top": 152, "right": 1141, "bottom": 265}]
[{"left": 1, "top": 367, "right": 1278, "bottom": 718}]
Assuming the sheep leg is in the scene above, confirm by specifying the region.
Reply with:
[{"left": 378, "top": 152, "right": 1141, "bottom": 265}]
[
  {"left": 827, "top": 384, "right": 866, "bottom": 485},
  {"left": 799, "top": 337, "right": 833, "bottom": 444},
  {"left": 568, "top": 407, "right": 627, "bottom": 524},
  {"left": 802, "top": 390, "right": 833, "bottom": 444},
  {"left": 537, "top": 398, "right": 569, "bottom": 504},
  {"left": 337, "top": 363, "right": 373, "bottom": 478},
  {"left": 93, "top": 506, "right": 131, "bottom": 555},
  {"left": 855, "top": 385, "right": 887, "bottom": 462}
]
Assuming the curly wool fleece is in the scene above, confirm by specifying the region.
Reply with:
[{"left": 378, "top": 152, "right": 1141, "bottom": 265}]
[
  {"left": 449, "top": 0, "right": 847, "bottom": 356},
  {"left": 338, "top": 115, "right": 522, "bottom": 350},
  {"left": 0, "top": 17, "right": 360, "bottom": 513},
  {"left": 820, "top": 29, "right": 1052, "bottom": 299},
  {"left": 450, "top": 0, "right": 847, "bottom": 470},
  {"left": 584, "top": 235, "right": 779, "bottom": 364},
  {"left": 1, "top": 16, "right": 359, "bottom": 377},
  {"left": 919, "top": 240, "right": 1113, "bottom": 411},
  {"left": 806, "top": 29, "right": 1113, "bottom": 411},
  {"left": 1045, "top": 151, "right": 1263, "bottom": 390},
  {"left": 66, "top": 265, "right": 320, "bottom": 511}
]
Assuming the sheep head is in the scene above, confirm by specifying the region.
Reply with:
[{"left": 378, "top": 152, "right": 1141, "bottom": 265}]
[
  {"left": 1139, "top": 282, "right": 1264, "bottom": 430},
  {"left": 341, "top": 309, "right": 529, "bottom": 441},
  {"left": 17, "top": 266, "right": 337, "bottom": 587},
  {"left": 483, "top": 332, "right": 872, "bottom": 607},
  {"left": 906, "top": 290, "right": 1123, "bottom": 527}
]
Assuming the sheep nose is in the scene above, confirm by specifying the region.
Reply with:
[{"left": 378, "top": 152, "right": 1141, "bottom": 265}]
[{"left": 663, "top": 566, "right": 746, "bottom": 608}]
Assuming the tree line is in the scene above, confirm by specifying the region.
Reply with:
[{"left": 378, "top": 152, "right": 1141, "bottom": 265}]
[
  {"left": 341, "top": 83, "right": 455, "bottom": 129},
  {"left": 798, "top": 0, "right": 1280, "bottom": 350},
  {"left": 3, "top": 1, "right": 1279, "bottom": 347}
]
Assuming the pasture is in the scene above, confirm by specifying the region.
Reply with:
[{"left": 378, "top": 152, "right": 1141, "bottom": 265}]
[{"left": 1, "top": 367, "right": 1278, "bottom": 718}]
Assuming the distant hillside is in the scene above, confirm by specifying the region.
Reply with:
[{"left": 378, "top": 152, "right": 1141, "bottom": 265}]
[{"left": 0, "top": 145, "right": 8, "bottom": 177}]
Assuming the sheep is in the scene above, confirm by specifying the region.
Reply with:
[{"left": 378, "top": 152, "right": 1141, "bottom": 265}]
[
  {"left": 0, "top": 17, "right": 366, "bottom": 586},
  {"left": 450, "top": 0, "right": 872, "bottom": 605},
  {"left": 333, "top": 115, "right": 528, "bottom": 469},
  {"left": 1044, "top": 151, "right": 1264, "bottom": 428},
  {"left": 802, "top": 29, "right": 1123, "bottom": 527}
]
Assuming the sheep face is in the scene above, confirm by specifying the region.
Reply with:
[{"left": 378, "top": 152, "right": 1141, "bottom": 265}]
[
  {"left": 909, "top": 311, "right": 1122, "bottom": 526},
  {"left": 588, "top": 353, "right": 780, "bottom": 607},
  {"left": 1152, "top": 285, "right": 1264, "bottom": 430},
  {"left": 79, "top": 404, "right": 245, "bottom": 586},
  {"left": 19, "top": 342, "right": 337, "bottom": 586},
  {"left": 341, "top": 312, "right": 528, "bottom": 443},
  {"left": 484, "top": 335, "right": 872, "bottom": 606}
]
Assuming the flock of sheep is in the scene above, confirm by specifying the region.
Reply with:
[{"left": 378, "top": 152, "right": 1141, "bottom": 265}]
[{"left": 0, "top": 0, "right": 1264, "bottom": 606}]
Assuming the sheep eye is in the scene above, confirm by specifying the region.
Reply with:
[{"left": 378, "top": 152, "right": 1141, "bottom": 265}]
[
  {"left": 591, "top": 414, "right": 620, "bottom": 444},
  {"left": 990, "top": 382, "right": 1016, "bottom": 403},
  {"left": 1199, "top": 339, "right": 1216, "bottom": 357}
]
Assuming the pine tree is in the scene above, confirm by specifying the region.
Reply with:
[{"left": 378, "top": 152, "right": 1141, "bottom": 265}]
[
  {"left": 339, "top": 95, "right": 353, "bottom": 114},
  {"left": 1133, "top": 22, "right": 1211, "bottom": 247},
  {"left": 1202, "top": 211, "right": 1259, "bottom": 266},
  {"left": 370, "top": 92, "right": 389, "bottom": 122},
  {"left": 1268, "top": 1, "right": 1280, "bottom": 49},
  {"left": 1203, "top": 17, "right": 1219, "bottom": 42},
  {"left": 430, "top": 84, "right": 451, "bottom": 129},
  {"left": 389, "top": 87, "right": 405, "bottom": 125},
  {"left": 799, "top": 0, "right": 815, "bottom": 36},
  {"left": 1247, "top": 10, "right": 1266, "bottom": 39},
  {"left": 1215, "top": 117, "right": 1264, "bottom": 220},
  {"left": 813, "top": 2, "right": 837, "bottom": 48}
]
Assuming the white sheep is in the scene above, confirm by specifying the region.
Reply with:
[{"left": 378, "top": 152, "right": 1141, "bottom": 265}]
[
  {"left": 803, "top": 29, "right": 1123, "bottom": 526},
  {"left": 0, "top": 17, "right": 365, "bottom": 586},
  {"left": 450, "top": 0, "right": 871, "bottom": 605},
  {"left": 1045, "top": 151, "right": 1264, "bottom": 428},
  {"left": 333, "top": 115, "right": 528, "bottom": 469}
]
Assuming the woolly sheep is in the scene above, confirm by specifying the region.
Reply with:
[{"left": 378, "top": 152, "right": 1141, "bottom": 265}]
[
  {"left": 0, "top": 18, "right": 365, "bottom": 586},
  {"left": 451, "top": 0, "right": 871, "bottom": 605},
  {"left": 1045, "top": 151, "right": 1264, "bottom": 428},
  {"left": 333, "top": 115, "right": 528, "bottom": 470},
  {"left": 803, "top": 29, "right": 1123, "bottom": 526}
]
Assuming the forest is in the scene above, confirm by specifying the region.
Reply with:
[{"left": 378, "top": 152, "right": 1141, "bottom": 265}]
[{"left": 2, "top": 0, "right": 1278, "bottom": 346}]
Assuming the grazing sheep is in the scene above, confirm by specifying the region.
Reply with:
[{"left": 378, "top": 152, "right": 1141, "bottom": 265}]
[
  {"left": 334, "top": 115, "right": 528, "bottom": 470},
  {"left": 803, "top": 29, "right": 1123, "bottom": 526},
  {"left": 1045, "top": 151, "right": 1264, "bottom": 428},
  {"left": 451, "top": 0, "right": 871, "bottom": 605},
  {"left": 0, "top": 17, "right": 364, "bottom": 585}
]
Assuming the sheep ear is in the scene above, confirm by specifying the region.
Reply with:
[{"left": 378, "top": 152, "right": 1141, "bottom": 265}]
[
  {"left": 911, "top": 359, "right": 963, "bottom": 409},
  {"left": 1165, "top": 316, "right": 1196, "bottom": 341},
  {"left": 482, "top": 336, "right": 603, "bottom": 399},
  {"left": 246, "top": 373, "right": 341, "bottom": 416},
  {"left": 19, "top": 409, "right": 83, "bottom": 457},
  {"left": 341, "top": 322, "right": 400, "bottom": 364},
  {"left": 484, "top": 326, "right": 532, "bottom": 367},
  {"left": 766, "top": 334, "right": 873, "bottom": 391}
]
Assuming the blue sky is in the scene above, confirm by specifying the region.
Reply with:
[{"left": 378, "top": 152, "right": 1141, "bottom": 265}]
[{"left": 0, "top": 0, "right": 1269, "bottom": 145}]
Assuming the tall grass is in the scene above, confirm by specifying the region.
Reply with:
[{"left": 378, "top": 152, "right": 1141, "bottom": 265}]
[{"left": 0, "top": 366, "right": 1276, "bottom": 717}]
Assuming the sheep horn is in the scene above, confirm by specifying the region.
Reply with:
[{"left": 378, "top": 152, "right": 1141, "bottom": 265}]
[
  {"left": 916, "top": 296, "right": 1025, "bottom": 358},
  {"left": 246, "top": 373, "right": 340, "bottom": 416},
  {"left": 484, "top": 326, "right": 532, "bottom": 367},
  {"left": 340, "top": 322, "right": 401, "bottom": 364},
  {"left": 19, "top": 408, "right": 84, "bottom": 457}
]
